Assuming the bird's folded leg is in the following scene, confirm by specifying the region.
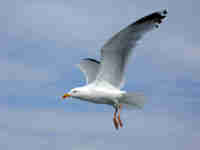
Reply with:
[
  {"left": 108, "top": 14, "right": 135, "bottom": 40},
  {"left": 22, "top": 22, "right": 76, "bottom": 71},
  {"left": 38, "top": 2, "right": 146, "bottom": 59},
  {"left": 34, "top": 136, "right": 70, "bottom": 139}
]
[
  {"left": 118, "top": 104, "right": 123, "bottom": 128},
  {"left": 113, "top": 107, "right": 119, "bottom": 130}
]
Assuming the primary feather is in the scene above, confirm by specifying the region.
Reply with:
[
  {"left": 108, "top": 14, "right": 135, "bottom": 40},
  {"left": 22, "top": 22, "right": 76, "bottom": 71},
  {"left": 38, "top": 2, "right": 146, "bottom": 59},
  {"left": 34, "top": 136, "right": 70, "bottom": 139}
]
[
  {"left": 96, "top": 9, "right": 167, "bottom": 88},
  {"left": 76, "top": 58, "right": 100, "bottom": 84}
]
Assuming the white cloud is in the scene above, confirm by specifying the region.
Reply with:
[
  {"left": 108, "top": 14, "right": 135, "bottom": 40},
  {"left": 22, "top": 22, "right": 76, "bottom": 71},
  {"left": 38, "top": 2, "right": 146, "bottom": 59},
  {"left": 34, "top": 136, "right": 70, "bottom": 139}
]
[
  {"left": 4, "top": 0, "right": 138, "bottom": 46},
  {"left": 148, "top": 34, "right": 200, "bottom": 80},
  {"left": 1, "top": 107, "right": 200, "bottom": 150},
  {"left": 0, "top": 60, "right": 55, "bottom": 81},
  {"left": 0, "top": 59, "right": 61, "bottom": 97},
  {"left": 2, "top": 0, "right": 200, "bottom": 98},
  {"left": 3, "top": 0, "right": 200, "bottom": 79}
]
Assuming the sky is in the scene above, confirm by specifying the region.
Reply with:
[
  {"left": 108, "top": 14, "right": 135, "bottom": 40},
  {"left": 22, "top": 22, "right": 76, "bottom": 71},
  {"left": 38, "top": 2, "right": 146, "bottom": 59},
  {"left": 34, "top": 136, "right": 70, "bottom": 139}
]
[{"left": 2, "top": 0, "right": 200, "bottom": 149}]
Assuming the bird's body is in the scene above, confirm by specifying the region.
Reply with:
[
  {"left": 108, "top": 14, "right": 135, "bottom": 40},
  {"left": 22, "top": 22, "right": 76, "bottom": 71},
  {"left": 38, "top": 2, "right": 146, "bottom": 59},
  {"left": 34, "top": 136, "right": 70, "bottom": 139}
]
[
  {"left": 72, "top": 82, "right": 126, "bottom": 105},
  {"left": 62, "top": 9, "right": 168, "bottom": 129}
]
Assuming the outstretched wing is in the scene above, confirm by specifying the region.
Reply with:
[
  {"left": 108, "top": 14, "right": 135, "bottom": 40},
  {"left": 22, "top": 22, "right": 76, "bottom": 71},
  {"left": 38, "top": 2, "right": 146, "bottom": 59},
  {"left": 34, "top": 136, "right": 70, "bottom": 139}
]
[
  {"left": 96, "top": 9, "right": 168, "bottom": 88},
  {"left": 76, "top": 58, "right": 100, "bottom": 84}
]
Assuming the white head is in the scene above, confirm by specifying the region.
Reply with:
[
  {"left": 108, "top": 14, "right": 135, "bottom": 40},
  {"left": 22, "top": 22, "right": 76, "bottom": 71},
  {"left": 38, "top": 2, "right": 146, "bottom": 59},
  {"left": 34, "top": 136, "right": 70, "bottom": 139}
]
[{"left": 62, "top": 87, "right": 87, "bottom": 100}]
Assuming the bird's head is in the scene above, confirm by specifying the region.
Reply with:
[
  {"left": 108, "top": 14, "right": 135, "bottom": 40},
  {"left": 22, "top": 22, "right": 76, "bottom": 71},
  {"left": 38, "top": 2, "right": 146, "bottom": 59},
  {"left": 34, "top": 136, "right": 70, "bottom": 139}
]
[{"left": 62, "top": 88, "right": 83, "bottom": 99}]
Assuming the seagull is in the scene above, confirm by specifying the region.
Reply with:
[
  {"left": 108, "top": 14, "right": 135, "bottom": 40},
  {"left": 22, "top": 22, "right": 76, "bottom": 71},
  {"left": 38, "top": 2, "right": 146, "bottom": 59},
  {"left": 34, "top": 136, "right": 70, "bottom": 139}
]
[{"left": 62, "top": 9, "right": 168, "bottom": 130}]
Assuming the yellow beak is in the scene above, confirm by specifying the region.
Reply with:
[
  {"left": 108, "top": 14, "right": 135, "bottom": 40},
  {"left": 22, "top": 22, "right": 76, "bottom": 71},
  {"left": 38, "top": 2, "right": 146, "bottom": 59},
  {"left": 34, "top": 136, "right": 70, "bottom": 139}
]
[{"left": 62, "top": 93, "right": 71, "bottom": 99}]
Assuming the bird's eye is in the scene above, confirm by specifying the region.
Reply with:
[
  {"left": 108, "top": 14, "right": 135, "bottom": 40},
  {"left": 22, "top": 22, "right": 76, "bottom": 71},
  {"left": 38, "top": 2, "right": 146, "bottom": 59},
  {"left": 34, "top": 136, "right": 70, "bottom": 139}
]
[{"left": 73, "top": 90, "right": 78, "bottom": 93}]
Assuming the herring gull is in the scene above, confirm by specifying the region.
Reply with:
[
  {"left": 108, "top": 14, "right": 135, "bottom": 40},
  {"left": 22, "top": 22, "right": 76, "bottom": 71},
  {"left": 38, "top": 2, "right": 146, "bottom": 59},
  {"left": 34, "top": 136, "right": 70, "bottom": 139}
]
[{"left": 62, "top": 9, "right": 168, "bottom": 130}]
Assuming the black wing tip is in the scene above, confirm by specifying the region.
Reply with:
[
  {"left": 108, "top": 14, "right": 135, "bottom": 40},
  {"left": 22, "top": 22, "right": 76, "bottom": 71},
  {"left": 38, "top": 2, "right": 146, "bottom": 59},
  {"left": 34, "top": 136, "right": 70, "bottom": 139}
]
[
  {"left": 135, "top": 9, "right": 168, "bottom": 25},
  {"left": 163, "top": 9, "right": 168, "bottom": 15},
  {"left": 82, "top": 58, "right": 100, "bottom": 64},
  {"left": 155, "top": 9, "right": 168, "bottom": 24},
  {"left": 157, "top": 9, "right": 168, "bottom": 18}
]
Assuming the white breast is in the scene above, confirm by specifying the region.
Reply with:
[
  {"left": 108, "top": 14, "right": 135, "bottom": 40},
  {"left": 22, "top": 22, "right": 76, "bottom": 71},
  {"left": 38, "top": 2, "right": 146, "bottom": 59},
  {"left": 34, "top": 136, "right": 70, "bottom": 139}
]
[{"left": 79, "top": 84, "right": 125, "bottom": 105}]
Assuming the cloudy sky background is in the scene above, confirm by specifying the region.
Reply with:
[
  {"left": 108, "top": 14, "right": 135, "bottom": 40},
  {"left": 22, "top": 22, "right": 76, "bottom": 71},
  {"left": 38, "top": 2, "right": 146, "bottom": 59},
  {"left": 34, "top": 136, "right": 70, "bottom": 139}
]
[{"left": 2, "top": 0, "right": 200, "bottom": 149}]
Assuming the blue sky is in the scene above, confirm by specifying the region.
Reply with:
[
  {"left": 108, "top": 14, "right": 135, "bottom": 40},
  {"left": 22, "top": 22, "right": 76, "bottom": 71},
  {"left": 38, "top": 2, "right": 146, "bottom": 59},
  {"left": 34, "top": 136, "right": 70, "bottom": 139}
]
[{"left": 2, "top": 0, "right": 200, "bottom": 149}]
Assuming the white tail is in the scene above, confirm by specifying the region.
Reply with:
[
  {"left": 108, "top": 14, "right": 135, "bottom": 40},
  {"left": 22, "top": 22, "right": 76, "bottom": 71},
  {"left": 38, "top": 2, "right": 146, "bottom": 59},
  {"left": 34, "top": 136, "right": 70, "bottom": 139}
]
[{"left": 120, "top": 92, "right": 147, "bottom": 109}]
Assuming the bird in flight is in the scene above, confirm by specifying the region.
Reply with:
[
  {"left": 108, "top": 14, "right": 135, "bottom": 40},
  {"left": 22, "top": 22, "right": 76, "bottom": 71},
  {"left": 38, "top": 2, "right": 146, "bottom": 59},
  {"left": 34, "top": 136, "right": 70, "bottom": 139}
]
[{"left": 62, "top": 9, "right": 168, "bottom": 130}]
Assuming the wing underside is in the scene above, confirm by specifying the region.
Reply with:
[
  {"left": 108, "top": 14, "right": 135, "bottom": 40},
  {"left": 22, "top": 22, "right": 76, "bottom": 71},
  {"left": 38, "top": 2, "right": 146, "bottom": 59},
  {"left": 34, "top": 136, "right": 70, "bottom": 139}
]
[
  {"left": 96, "top": 9, "right": 168, "bottom": 88},
  {"left": 76, "top": 58, "right": 100, "bottom": 84}
]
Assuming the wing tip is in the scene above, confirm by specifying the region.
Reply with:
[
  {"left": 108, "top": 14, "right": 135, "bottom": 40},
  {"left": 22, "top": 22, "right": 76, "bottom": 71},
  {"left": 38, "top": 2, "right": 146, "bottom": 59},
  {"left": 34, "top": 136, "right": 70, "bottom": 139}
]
[
  {"left": 82, "top": 58, "right": 100, "bottom": 64},
  {"left": 157, "top": 9, "right": 168, "bottom": 19},
  {"left": 163, "top": 9, "right": 168, "bottom": 15},
  {"left": 135, "top": 9, "right": 168, "bottom": 26}
]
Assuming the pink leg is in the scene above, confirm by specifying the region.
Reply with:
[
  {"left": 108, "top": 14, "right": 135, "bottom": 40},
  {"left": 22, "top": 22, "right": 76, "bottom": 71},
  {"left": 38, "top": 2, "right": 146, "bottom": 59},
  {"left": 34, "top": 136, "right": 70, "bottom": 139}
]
[
  {"left": 113, "top": 107, "right": 119, "bottom": 130},
  {"left": 118, "top": 104, "right": 123, "bottom": 128}
]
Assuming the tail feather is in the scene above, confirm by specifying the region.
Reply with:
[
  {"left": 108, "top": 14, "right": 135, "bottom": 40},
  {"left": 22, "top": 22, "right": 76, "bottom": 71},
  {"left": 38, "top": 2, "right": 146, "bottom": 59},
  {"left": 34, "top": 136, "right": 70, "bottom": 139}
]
[{"left": 120, "top": 92, "right": 147, "bottom": 109}]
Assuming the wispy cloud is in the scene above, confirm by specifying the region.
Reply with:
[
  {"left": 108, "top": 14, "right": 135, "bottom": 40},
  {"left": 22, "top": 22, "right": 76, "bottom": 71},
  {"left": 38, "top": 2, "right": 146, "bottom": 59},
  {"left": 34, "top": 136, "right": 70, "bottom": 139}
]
[
  {"left": 0, "top": 60, "right": 56, "bottom": 81},
  {"left": 1, "top": 107, "right": 200, "bottom": 150},
  {"left": 1, "top": 0, "right": 200, "bottom": 149}
]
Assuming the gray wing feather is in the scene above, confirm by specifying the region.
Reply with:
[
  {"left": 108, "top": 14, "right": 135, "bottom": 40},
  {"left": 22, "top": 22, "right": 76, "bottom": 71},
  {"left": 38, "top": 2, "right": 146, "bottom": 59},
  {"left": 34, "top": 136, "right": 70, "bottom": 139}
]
[
  {"left": 76, "top": 58, "right": 100, "bottom": 84},
  {"left": 96, "top": 9, "right": 167, "bottom": 88}
]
